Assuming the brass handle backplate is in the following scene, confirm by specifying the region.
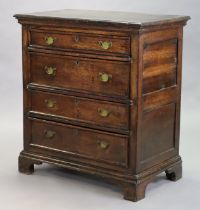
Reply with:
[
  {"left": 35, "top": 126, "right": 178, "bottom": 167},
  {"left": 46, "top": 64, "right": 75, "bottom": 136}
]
[
  {"left": 45, "top": 36, "right": 56, "bottom": 45},
  {"left": 45, "top": 66, "right": 56, "bottom": 76},
  {"left": 45, "top": 99, "right": 56, "bottom": 108},
  {"left": 99, "top": 72, "right": 112, "bottom": 83},
  {"left": 98, "top": 141, "right": 109, "bottom": 150},
  {"left": 44, "top": 130, "right": 56, "bottom": 139},
  {"left": 99, "top": 41, "right": 112, "bottom": 50},
  {"left": 98, "top": 108, "right": 110, "bottom": 117}
]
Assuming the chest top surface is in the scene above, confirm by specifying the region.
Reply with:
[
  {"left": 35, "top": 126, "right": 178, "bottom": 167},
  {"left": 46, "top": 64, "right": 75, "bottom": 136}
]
[{"left": 14, "top": 9, "right": 190, "bottom": 27}]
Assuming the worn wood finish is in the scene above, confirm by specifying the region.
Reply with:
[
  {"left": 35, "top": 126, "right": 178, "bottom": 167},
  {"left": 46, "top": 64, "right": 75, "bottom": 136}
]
[
  {"left": 142, "top": 38, "right": 178, "bottom": 94},
  {"left": 30, "top": 119, "right": 128, "bottom": 167},
  {"left": 140, "top": 103, "right": 177, "bottom": 170},
  {"left": 14, "top": 9, "right": 190, "bottom": 28},
  {"left": 15, "top": 9, "right": 190, "bottom": 202},
  {"left": 30, "top": 52, "right": 130, "bottom": 98},
  {"left": 30, "top": 90, "right": 129, "bottom": 131},
  {"left": 30, "top": 29, "right": 130, "bottom": 55},
  {"left": 18, "top": 155, "right": 42, "bottom": 174},
  {"left": 165, "top": 162, "right": 182, "bottom": 181}
]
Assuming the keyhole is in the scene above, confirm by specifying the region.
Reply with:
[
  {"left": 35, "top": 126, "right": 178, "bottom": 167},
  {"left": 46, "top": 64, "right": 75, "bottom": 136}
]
[
  {"left": 75, "top": 35, "right": 79, "bottom": 42},
  {"left": 74, "top": 98, "right": 80, "bottom": 106},
  {"left": 75, "top": 60, "right": 80, "bottom": 66}
]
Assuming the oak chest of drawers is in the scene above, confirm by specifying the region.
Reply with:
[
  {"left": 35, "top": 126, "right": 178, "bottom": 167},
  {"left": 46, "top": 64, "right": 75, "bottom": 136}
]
[{"left": 14, "top": 9, "right": 190, "bottom": 201}]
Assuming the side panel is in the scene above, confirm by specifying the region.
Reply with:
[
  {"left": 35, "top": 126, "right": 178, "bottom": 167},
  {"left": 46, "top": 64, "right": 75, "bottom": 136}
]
[
  {"left": 22, "top": 25, "right": 31, "bottom": 150},
  {"left": 137, "top": 28, "right": 183, "bottom": 172}
]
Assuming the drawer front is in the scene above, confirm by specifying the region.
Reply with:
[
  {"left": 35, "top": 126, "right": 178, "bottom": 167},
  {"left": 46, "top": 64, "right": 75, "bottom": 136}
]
[
  {"left": 30, "top": 30, "right": 130, "bottom": 55},
  {"left": 30, "top": 120, "right": 128, "bottom": 166},
  {"left": 31, "top": 91, "right": 129, "bottom": 130},
  {"left": 30, "top": 53, "right": 130, "bottom": 98}
]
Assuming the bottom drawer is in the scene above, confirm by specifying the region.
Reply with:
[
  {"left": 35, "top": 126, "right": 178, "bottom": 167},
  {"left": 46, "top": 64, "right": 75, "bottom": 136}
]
[{"left": 30, "top": 120, "right": 128, "bottom": 167}]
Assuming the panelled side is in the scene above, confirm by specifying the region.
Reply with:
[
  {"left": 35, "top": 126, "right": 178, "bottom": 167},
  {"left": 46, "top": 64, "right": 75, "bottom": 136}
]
[
  {"left": 21, "top": 25, "right": 32, "bottom": 150},
  {"left": 129, "top": 32, "right": 139, "bottom": 173},
  {"left": 137, "top": 27, "right": 183, "bottom": 172}
]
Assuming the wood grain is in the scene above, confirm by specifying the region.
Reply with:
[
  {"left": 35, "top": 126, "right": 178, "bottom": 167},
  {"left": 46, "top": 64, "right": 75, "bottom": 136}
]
[
  {"left": 30, "top": 29, "right": 130, "bottom": 55},
  {"left": 30, "top": 52, "right": 130, "bottom": 98},
  {"left": 30, "top": 90, "right": 129, "bottom": 130},
  {"left": 30, "top": 119, "right": 128, "bottom": 167},
  {"left": 15, "top": 9, "right": 190, "bottom": 202}
]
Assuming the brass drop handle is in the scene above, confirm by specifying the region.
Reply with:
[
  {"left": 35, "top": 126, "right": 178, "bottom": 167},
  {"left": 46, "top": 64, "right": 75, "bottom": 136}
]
[
  {"left": 44, "top": 130, "right": 56, "bottom": 139},
  {"left": 45, "top": 99, "right": 56, "bottom": 108},
  {"left": 98, "top": 141, "right": 109, "bottom": 150},
  {"left": 98, "top": 41, "right": 112, "bottom": 50},
  {"left": 45, "top": 36, "right": 56, "bottom": 45},
  {"left": 98, "top": 108, "right": 110, "bottom": 117},
  {"left": 99, "top": 72, "right": 112, "bottom": 83},
  {"left": 45, "top": 66, "right": 56, "bottom": 76}
]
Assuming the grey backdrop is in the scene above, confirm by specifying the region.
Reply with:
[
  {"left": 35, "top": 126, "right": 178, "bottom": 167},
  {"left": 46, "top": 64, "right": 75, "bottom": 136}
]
[{"left": 0, "top": 0, "right": 199, "bottom": 210}]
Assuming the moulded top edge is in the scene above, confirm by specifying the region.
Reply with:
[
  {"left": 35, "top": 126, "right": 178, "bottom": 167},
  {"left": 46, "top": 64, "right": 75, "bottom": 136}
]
[{"left": 14, "top": 9, "right": 191, "bottom": 27}]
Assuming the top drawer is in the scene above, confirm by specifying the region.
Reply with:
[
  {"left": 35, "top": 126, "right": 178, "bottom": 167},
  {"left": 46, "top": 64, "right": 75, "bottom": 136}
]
[{"left": 30, "top": 30, "right": 130, "bottom": 55}]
